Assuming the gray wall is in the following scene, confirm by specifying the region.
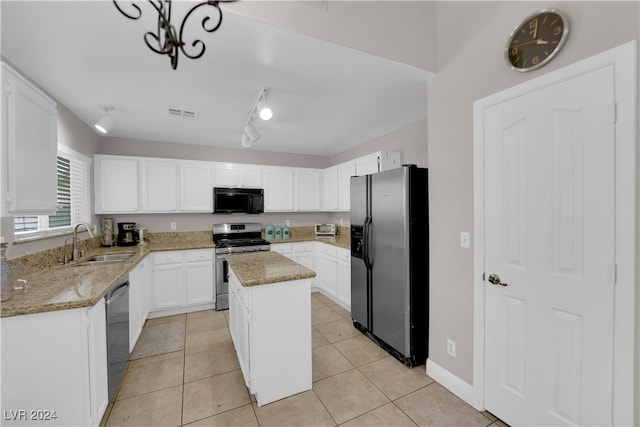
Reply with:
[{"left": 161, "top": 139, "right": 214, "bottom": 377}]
[
  {"left": 427, "top": 3, "right": 639, "bottom": 417},
  {"left": 98, "top": 137, "right": 330, "bottom": 169},
  {"left": 330, "top": 118, "right": 427, "bottom": 168}
]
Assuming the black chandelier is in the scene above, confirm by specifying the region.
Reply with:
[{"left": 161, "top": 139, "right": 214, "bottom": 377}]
[{"left": 113, "top": 0, "right": 235, "bottom": 70}]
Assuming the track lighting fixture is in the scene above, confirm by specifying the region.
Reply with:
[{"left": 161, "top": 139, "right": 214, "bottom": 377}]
[
  {"left": 95, "top": 106, "right": 114, "bottom": 134},
  {"left": 240, "top": 87, "right": 272, "bottom": 148}
]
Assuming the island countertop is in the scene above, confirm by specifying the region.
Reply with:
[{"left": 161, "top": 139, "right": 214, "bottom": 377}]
[{"left": 226, "top": 251, "right": 316, "bottom": 287}]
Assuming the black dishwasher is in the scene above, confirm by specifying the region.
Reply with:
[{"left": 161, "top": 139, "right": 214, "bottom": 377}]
[{"left": 105, "top": 277, "right": 130, "bottom": 402}]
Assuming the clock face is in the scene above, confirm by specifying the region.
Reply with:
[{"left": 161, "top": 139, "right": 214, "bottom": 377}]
[{"left": 506, "top": 9, "right": 568, "bottom": 72}]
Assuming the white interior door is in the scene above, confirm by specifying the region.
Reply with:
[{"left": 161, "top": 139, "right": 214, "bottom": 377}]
[{"left": 482, "top": 65, "right": 616, "bottom": 426}]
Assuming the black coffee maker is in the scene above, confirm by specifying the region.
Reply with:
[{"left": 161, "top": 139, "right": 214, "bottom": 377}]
[{"left": 117, "top": 222, "right": 139, "bottom": 246}]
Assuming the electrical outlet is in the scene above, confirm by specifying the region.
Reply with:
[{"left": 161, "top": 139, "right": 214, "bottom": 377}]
[
  {"left": 170, "top": 222, "right": 177, "bottom": 230},
  {"left": 447, "top": 339, "right": 456, "bottom": 357},
  {"left": 460, "top": 232, "right": 471, "bottom": 249},
  {"left": 285, "top": 219, "right": 291, "bottom": 227}
]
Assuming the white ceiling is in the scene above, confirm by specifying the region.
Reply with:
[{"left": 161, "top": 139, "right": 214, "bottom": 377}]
[{"left": 1, "top": 1, "right": 430, "bottom": 156}]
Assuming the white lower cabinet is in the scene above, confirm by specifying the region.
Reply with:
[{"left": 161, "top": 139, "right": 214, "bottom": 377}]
[
  {"left": 335, "top": 248, "right": 351, "bottom": 309},
  {"left": 314, "top": 243, "right": 351, "bottom": 310},
  {"left": 291, "top": 242, "right": 314, "bottom": 279},
  {"left": 185, "top": 250, "right": 215, "bottom": 305},
  {"left": 228, "top": 268, "right": 312, "bottom": 407},
  {"left": 129, "top": 256, "right": 150, "bottom": 351},
  {"left": 272, "top": 241, "right": 349, "bottom": 310},
  {"left": 1, "top": 301, "right": 108, "bottom": 426},
  {"left": 150, "top": 249, "right": 215, "bottom": 317},
  {"left": 315, "top": 243, "right": 338, "bottom": 297}
]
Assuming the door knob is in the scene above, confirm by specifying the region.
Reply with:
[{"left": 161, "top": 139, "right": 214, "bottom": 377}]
[{"left": 488, "top": 273, "right": 508, "bottom": 287}]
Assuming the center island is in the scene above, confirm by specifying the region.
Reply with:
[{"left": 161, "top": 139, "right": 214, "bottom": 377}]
[{"left": 225, "top": 251, "right": 316, "bottom": 407}]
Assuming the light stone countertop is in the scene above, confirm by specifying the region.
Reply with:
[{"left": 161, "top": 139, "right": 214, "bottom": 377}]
[
  {"left": 0, "top": 240, "right": 215, "bottom": 318},
  {"left": 0, "top": 229, "right": 349, "bottom": 318},
  {"left": 226, "top": 251, "right": 316, "bottom": 287}
]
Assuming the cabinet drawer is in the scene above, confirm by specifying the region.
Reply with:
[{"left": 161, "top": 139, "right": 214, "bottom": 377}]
[
  {"left": 154, "top": 251, "right": 183, "bottom": 265},
  {"left": 271, "top": 243, "right": 292, "bottom": 255},
  {"left": 292, "top": 242, "right": 314, "bottom": 253},
  {"left": 316, "top": 242, "right": 337, "bottom": 256},
  {"left": 185, "top": 249, "right": 213, "bottom": 262}
]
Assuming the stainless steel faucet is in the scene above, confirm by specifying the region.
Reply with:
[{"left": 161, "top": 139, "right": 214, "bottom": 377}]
[{"left": 72, "top": 223, "right": 94, "bottom": 261}]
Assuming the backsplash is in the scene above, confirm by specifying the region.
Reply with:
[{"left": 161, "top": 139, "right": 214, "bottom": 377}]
[
  {"left": 6, "top": 226, "right": 350, "bottom": 280},
  {"left": 9, "top": 236, "right": 102, "bottom": 279}
]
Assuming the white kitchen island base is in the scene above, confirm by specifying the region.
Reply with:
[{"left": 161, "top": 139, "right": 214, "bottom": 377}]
[{"left": 228, "top": 256, "right": 313, "bottom": 407}]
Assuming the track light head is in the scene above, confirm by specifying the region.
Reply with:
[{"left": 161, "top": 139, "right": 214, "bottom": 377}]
[
  {"left": 94, "top": 106, "right": 114, "bottom": 134},
  {"left": 244, "top": 122, "right": 260, "bottom": 142},
  {"left": 241, "top": 134, "right": 251, "bottom": 149}
]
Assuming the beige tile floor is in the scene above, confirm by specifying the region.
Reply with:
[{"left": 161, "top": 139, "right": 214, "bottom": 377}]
[{"left": 101, "top": 292, "right": 508, "bottom": 427}]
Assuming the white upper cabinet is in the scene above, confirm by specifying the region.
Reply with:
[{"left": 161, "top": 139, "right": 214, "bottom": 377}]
[
  {"left": 294, "top": 168, "right": 322, "bottom": 211},
  {"left": 239, "top": 165, "right": 263, "bottom": 188},
  {"left": 337, "top": 161, "right": 355, "bottom": 211},
  {"left": 323, "top": 161, "right": 354, "bottom": 211},
  {"left": 94, "top": 155, "right": 139, "bottom": 213},
  {"left": 140, "top": 159, "right": 178, "bottom": 212},
  {"left": 354, "top": 151, "right": 401, "bottom": 176},
  {"left": 213, "top": 163, "right": 239, "bottom": 187},
  {"left": 180, "top": 161, "right": 212, "bottom": 212},
  {"left": 322, "top": 166, "right": 338, "bottom": 211},
  {"left": 354, "top": 152, "right": 381, "bottom": 176},
  {"left": 2, "top": 62, "right": 58, "bottom": 215},
  {"left": 94, "top": 152, "right": 396, "bottom": 214},
  {"left": 263, "top": 166, "right": 294, "bottom": 211},
  {"left": 213, "top": 163, "right": 262, "bottom": 188}
]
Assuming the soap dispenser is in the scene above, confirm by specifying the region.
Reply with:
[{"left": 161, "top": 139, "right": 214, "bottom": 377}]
[{"left": 265, "top": 223, "right": 274, "bottom": 241}]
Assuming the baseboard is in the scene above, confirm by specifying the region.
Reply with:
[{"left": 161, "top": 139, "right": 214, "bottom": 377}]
[{"left": 426, "top": 359, "right": 474, "bottom": 405}]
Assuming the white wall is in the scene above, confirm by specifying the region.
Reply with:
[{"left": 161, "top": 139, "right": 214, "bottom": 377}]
[
  {"left": 226, "top": 1, "right": 437, "bottom": 73},
  {"left": 427, "top": 4, "right": 638, "bottom": 421}
]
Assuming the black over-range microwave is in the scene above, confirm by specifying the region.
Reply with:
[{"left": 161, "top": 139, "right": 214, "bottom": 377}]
[{"left": 213, "top": 187, "right": 264, "bottom": 214}]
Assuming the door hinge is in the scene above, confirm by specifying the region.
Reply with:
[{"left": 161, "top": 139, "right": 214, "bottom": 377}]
[{"left": 608, "top": 102, "right": 617, "bottom": 124}]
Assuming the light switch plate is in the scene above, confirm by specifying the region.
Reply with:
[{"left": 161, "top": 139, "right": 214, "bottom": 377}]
[{"left": 460, "top": 232, "right": 471, "bottom": 249}]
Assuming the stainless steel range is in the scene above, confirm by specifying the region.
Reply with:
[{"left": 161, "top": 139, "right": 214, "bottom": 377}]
[{"left": 213, "top": 223, "right": 270, "bottom": 310}]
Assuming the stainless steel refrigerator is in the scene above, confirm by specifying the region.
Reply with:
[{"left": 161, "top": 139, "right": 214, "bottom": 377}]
[{"left": 350, "top": 164, "right": 428, "bottom": 367}]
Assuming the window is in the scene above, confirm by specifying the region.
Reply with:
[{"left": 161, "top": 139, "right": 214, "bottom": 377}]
[{"left": 14, "top": 145, "right": 91, "bottom": 238}]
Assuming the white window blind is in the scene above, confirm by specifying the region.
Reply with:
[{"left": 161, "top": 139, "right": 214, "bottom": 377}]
[{"left": 14, "top": 144, "right": 91, "bottom": 238}]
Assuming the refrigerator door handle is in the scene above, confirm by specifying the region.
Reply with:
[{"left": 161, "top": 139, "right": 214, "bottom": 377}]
[{"left": 364, "top": 215, "right": 373, "bottom": 269}]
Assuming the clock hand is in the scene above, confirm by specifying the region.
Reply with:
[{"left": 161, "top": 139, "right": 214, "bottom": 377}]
[{"left": 512, "top": 38, "right": 549, "bottom": 48}]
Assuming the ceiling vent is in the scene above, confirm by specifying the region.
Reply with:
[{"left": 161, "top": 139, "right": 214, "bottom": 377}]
[{"left": 169, "top": 108, "right": 199, "bottom": 120}]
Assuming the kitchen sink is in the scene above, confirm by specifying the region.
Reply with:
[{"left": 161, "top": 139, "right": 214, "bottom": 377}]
[{"left": 74, "top": 253, "right": 134, "bottom": 267}]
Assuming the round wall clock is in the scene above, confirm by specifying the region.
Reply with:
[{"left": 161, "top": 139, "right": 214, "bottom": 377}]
[{"left": 505, "top": 9, "right": 569, "bottom": 72}]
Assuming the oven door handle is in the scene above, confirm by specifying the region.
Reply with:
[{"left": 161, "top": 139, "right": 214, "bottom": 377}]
[{"left": 215, "top": 256, "right": 227, "bottom": 285}]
